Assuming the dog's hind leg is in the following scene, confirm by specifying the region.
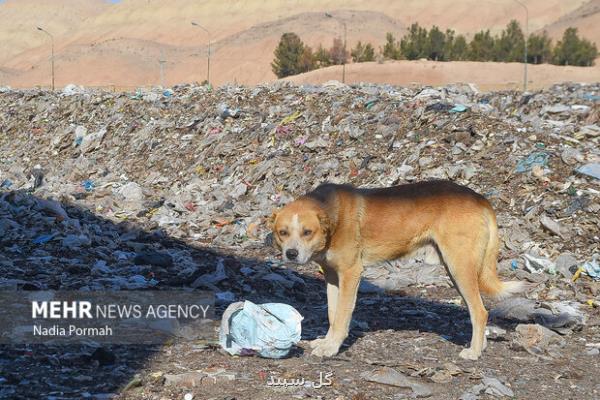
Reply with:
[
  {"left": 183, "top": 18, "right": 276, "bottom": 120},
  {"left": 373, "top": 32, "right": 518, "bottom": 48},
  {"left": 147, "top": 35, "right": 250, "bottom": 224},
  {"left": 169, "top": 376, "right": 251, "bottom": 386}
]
[{"left": 435, "top": 234, "right": 488, "bottom": 360}]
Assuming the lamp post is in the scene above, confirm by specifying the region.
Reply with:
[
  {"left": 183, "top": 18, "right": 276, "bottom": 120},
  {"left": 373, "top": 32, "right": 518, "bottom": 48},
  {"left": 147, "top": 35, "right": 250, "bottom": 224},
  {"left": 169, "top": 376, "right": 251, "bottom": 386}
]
[
  {"left": 514, "top": 0, "right": 528, "bottom": 92},
  {"left": 36, "top": 26, "right": 55, "bottom": 90},
  {"left": 191, "top": 21, "right": 211, "bottom": 86},
  {"left": 325, "top": 13, "right": 347, "bottom": 83}
]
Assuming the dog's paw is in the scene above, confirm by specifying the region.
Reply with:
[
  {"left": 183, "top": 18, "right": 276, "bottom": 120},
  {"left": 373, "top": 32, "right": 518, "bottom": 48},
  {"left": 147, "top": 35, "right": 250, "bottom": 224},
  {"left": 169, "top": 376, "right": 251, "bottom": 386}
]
[
  {"left": 309, "top": 337, "right": 329, "bottom": 349},
  {"left": 310, "top": 339, "right": 341, "bottom": 358},
  {"left": 459, "top": 347, "right": 481, "bottom": 361}
]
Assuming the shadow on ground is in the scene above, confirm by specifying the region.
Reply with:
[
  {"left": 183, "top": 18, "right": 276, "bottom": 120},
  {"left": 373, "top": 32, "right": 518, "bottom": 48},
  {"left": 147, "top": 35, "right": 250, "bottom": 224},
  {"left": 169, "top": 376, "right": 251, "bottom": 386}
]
[{"left": 0, "top": 190, "right": 512, "bottom": 397}]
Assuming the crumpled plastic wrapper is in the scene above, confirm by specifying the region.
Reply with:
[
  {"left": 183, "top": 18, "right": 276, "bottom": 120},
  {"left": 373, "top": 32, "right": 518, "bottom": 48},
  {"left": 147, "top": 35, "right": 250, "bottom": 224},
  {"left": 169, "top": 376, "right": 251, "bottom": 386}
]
[{"left": 219, "top": 300, "right": 303, "bottom": 358}]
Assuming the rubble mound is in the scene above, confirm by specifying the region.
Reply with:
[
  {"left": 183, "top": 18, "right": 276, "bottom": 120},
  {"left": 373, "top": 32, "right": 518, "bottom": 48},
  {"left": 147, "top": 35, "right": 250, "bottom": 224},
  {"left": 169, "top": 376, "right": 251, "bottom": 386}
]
[{"left": 0, "top": 81, "right": 599, "bottom": 399}]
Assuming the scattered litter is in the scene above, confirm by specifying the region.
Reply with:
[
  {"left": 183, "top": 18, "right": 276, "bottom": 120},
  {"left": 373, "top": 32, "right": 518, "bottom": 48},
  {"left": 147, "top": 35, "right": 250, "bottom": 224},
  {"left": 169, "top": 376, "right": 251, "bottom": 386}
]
[
  {"left": 460, "top": 376, "right": 514, "bottom": 399},
  {"left": 512, "top": 323, "right": 565, "bottom": 356},
  {"left": 515, "top": 152, "right": 549, "bottom": 173},
  {"left": 491, "top": 298, "right": 586, "bottom": 334},
  {"left": 449, "top": 104, "right": 468, "bottom": 113},
  {"left": 522, "top": 253, "right": 556, "bottom": 275},
  {"left": 576, "top": 163, "right": 600, "bottom": 180},
  {"left": 219, "top": 300, "right": 303, "bottom": 358},
  {"left": 582, "top": 255, "right": 600, "bottom": 281},
  {"left": 360, "top": 367, "right": 433, "bottom": 398},
  {"left": 0, "top": 81, "right": 599, "bottom": 396}
]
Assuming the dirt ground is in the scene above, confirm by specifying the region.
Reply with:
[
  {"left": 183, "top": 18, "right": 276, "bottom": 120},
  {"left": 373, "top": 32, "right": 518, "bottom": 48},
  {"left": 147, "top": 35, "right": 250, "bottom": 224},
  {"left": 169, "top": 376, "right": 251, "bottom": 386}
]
[
  {"left": 1, "top": 81, "right": 599, "bottom": 399},
  {"left": 2, "top": 244, "right": 599, "bottom": 400}
]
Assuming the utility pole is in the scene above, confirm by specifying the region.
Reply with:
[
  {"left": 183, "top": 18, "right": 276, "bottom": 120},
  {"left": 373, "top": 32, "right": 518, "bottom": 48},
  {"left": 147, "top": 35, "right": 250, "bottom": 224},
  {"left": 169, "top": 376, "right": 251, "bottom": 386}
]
[
  {"left": 514, "top": 0, "right": 529, "bottom": 92},
  {"left": 36, "top": 26, "right": 55, "bottom": 90},
  {"left": 159, "top": 49, "right": 166, "bottom": 87},
  {"left": 325, "top": 13, "right": 347, "bottom": 84},
  {"left": 191, "top": 21, "right": 211, "bottom": 86}
]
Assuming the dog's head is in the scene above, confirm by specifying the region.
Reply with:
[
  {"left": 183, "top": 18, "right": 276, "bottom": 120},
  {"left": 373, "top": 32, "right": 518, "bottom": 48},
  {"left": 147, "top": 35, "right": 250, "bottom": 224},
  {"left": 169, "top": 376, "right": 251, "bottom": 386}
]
[{"left": 269, "top": 199, "right": 330, "bottom": 264}]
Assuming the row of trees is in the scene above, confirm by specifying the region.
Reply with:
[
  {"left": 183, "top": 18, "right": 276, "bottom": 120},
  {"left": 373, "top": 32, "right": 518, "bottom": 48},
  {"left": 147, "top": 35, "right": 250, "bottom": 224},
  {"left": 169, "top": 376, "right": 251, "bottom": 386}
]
[
  {"left": 384, "top": 21, "right": 597, "bottom": 66},
  {"left": 272, "top": 21, "right": 598, "bottom": 78},
  {"left": 271, "top": 34, "right": 375, "bottom": 78}
]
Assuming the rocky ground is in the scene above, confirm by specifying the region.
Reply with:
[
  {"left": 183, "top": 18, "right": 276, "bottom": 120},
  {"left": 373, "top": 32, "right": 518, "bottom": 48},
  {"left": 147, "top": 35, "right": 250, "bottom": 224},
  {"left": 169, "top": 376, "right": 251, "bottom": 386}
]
[{"left": 0, "top": 81, "right": 599, "bottom": 399}]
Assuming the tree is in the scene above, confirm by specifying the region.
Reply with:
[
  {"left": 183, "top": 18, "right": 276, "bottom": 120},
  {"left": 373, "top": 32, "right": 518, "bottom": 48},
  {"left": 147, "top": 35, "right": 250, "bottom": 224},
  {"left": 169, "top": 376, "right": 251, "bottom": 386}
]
[
  {"left": 553, "top": 27, "right": 598, "bottom": 66},
  {"left": 444, "top": 29, "right": 455, "bottom": 60},
  {"left": 527, "top": 31, "right": 552, "bottom": 64},
  {"left": 329, "top": 37, "right": 349, "bottom": 65},
  {"left": 427, "top": 25, "right": 446, "bottom": 61},
  {"left": 494, "top": 20, "right": 525, "bottom": 62},
  {"left": 400, "top": 23, "right": 429, "bottom": 60},
  {"left": 314, "top": 44, "right": 332, "bottom": 67},
  {"left": 469, "top": 30, "right": 495, "bottom": 61},
  {"left": 351, "top": 41, "right": 375, "bottom": 62},
  {"left": 382, "top": 32, "right": 401, "bottom": 60},
  {"left": 452, "top": 34, "right": 469, "bottom": 60},
  {"left": 271, "top": 32, "right": 306, "bottom": 78},
  {"left": 298, "top": 46, "right": 315, "bottom": 73}
]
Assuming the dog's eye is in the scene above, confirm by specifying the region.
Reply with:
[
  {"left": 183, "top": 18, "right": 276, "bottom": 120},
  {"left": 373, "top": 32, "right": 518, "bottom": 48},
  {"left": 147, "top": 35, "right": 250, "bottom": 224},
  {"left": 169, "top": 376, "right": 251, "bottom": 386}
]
[
  {"left": 278, "top": 230, "right": 288, "bottom": 236},
  {"left": 303, "top": 229, "right": 313, "bottom": 236}
]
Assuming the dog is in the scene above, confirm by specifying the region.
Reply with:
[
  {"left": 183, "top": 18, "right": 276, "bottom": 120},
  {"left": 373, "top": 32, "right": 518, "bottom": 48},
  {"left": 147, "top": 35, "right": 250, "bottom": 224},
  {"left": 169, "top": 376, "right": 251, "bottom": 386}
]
[{"left": 269, "top": 180, "right": 524, "bottom": 360}]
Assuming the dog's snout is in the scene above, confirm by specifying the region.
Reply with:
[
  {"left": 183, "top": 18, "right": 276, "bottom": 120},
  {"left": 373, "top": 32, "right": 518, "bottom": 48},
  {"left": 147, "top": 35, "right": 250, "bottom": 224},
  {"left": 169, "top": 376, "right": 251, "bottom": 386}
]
[{"left": 285, "top": 249, "right": 298, "bottom": 260}]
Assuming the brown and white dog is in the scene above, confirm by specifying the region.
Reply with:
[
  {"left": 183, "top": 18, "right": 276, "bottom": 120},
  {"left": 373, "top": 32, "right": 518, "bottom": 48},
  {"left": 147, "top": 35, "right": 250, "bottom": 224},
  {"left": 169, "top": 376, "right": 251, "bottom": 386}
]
[{"left": 270, "top": 181, "right": 524, "bottom": 360}]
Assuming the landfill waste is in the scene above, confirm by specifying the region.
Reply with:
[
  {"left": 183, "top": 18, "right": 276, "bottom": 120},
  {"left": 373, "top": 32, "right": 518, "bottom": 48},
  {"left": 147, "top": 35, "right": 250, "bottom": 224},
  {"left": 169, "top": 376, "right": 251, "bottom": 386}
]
[
  {"left": 512, "top": 323, "right": 565, "bottom": 357},
  {"left": 491, "top": 298, "right": 587, "bottom": 334},
  {"left": 360, "top": 367, "right": 433, "bottom": 398},
  {"left": 515, "top": 152, "right": 549, "bottom": 173},
  {"left": 0, "top": 81, "right": 599, "bottom": 398},
  {"left": 459, "top": 376, "right": 514, "bottom": 399},
  {"left": 449, "top": 104, "right": 468, "bottom": 113},
  {"left": 576, "top": 163, "right": 600, "bottom": 180},
  {"left": 582, "top": 254, "right": 600, "bottom": 281},
  {"left": 521, "top": 253, "right": 556, "bottom": 275},
  {"left": 554, "top": 252, "right": 579, "bottom": 279},
  {"left": 219, "top": 300, "right": 303, "bottom": 358}
]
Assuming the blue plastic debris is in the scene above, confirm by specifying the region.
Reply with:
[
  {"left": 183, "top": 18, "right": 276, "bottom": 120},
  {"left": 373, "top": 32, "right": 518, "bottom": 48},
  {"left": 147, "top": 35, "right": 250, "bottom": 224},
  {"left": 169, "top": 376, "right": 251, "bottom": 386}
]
[
  {"left": 515, "top": 152, "right": 549, "bottom": 173},
  {"left": 81, "top": 180, "right": 95, "bottom": 192},
  {"left": 576, "top": 163, "right": 600, "bottom": 181},
  {"left": 449, "top": 104, "right": 468, "bottom": 113},
  {"left": 582, "top": 93, "right": 600, "bottom": 102},
  {"left": 511, "top": 260, "right": 518, "bottom": 271},
  {"left": 582, "top": 255, "right": 600, "bottom": 281},
  {"left": 219, "top": 300, "right": 303, "bottom": 359},
  {"left": 0, "top": 179, "right": 12, "bottom": 189},
  {"left": 32, "top": 234, "right": 55, "bottom": 245}
]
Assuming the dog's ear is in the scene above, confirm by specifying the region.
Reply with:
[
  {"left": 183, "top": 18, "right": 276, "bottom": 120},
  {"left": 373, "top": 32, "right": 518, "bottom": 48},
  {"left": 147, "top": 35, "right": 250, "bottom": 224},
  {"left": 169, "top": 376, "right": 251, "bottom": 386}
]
[
  {"left": 267, "top": 210, "right": 278, "bottom": 230},
  {"left": 317, "top": 210, "right": 330, "bottom": 235}
]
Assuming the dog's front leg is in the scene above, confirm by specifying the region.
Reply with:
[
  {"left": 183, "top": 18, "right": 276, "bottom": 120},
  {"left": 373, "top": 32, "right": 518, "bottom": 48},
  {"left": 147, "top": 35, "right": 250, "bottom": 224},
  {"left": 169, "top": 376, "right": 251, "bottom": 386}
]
[
  {"left": 309, "top": 266, "right": 339, "bottom": 349},
  {"left": 311, "top": 264, "right": 362, "bottom": 357}
]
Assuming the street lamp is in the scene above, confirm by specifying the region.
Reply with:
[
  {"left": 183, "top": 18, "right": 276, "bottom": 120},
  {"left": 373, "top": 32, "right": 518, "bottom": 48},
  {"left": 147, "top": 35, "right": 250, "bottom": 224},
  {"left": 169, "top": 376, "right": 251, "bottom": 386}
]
[
  {"left": 325, "top": 13, "right": 347, "bottom": 84},
  {"left": 37, "top": 26, "right": 55, "bottom": 90},
  {"left": 514, "top": 0, "right": 528, "bottom": 92},
  {"left": 191, "top": 21, "right": 211, "bottom": 86}
]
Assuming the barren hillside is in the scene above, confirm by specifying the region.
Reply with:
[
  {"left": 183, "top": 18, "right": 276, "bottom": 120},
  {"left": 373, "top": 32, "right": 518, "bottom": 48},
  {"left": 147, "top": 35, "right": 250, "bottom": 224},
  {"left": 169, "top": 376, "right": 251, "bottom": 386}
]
[
  {"left": 0, "top": 0, "right": 597, "bottom": 88},
  {"left": 285, "top": 60, "right": 600, "bottom": 91},
  {"left": 541, "top": 0, "right": 600, "bottom": 41}
]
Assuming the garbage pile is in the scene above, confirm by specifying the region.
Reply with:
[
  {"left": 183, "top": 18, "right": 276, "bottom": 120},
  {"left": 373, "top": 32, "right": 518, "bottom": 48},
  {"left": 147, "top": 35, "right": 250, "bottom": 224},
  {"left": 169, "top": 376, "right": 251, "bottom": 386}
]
[
  {"left": 0, "top": 81, "right": 598, "bottom": 292},
  {"left": 0, "top": 81, "right": 599, "bottom": 398}
]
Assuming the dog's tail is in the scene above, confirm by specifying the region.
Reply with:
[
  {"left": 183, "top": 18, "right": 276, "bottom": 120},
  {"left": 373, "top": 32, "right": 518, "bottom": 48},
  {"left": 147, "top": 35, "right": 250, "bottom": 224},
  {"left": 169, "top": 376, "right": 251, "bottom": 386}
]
[{"left": 478, "top": 208, "right": 527, "bottom": 299}]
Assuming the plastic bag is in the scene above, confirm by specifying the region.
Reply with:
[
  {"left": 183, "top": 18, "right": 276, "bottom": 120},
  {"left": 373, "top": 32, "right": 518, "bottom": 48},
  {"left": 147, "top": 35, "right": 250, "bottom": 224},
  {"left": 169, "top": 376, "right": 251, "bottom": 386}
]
[{"left": 219, "top": 300, "right": 303, "bottom": 358}]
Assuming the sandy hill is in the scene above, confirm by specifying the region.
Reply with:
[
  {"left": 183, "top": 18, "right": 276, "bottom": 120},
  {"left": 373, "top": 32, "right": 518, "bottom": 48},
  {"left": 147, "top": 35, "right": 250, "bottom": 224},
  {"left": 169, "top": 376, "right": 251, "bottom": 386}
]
[
  {"left": 285, "top": 60, "right": 600, "bottom": 91},
  {"left": 541, "top": 0, "right": 600, "bottom": 41},
  {"left": 0, "top": 0, "right": 597, "bottom": 89}
]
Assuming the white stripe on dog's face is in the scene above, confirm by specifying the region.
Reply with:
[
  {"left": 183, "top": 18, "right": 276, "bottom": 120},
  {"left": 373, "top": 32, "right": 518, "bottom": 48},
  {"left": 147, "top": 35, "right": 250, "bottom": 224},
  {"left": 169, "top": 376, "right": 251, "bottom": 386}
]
[
  {"left": 291, "top": 214, "right": 300, "bottom": 231},
  {"left": 283, "top": 213, "right": 310, "bottom": 263}
]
